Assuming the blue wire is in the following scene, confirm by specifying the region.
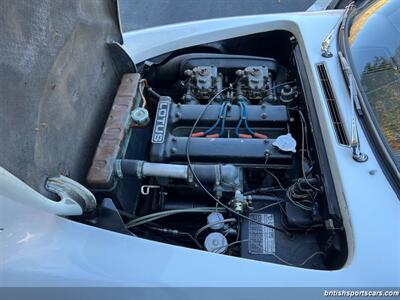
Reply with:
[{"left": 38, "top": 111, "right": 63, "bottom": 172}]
[
  {"left": 242, "top": 103, "right": 255, "bottom": 135},
  {"left": 203, "top": 102, "right": 227, "bottom": 135},
  {"left": 235, "top": 102, "right": 244, "bottom": 137},
  {"left": 219, "top": 102, "right": 229, "bottom": 136},
  {"left": 203, "top": 99, "right": 254, "bottom": 138}
]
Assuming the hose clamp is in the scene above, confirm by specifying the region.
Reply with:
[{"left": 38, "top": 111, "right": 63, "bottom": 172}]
[
  {"left": 136, "top": 160, "right": 145, "bottom": 179},
  {"left": 215, "top": 164, "right": 221, "bottom": 186},
  {"left": 187, "top": 166, "right": 193, "bottom": 183},
  {"left": 115, "top": 159, "right": 123, "bottom": 179}
]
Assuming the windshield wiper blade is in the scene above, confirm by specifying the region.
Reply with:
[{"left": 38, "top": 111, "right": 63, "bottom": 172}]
[{"left": 321, "top": 1, "right": 355, "bottom": 58}]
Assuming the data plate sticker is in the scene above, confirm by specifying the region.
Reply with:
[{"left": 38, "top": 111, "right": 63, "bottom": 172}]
[{"left": 248, "top": 213, "right": 276, "bottom": 254}]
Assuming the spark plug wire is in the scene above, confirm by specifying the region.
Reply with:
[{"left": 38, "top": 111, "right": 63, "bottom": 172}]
[
  {"left": 235, "top": 101, "right": 268, "bottom": 139},
  {"left": 191, "top": 101, "right": 228, "bottom": 137}
]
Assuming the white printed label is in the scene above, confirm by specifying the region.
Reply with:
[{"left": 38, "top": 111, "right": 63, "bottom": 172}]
[{"left": 248, "top": 213, "right": 276, "bottom": 254}]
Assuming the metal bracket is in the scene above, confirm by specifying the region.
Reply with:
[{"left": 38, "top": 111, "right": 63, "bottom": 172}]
[{"left": 140, "top": 185, "right": 160, "bottom": 195}]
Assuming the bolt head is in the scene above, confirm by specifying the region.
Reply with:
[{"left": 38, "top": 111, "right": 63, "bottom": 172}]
[
  {"left": 322, "top": 51, "right": 333, "bottom": 58},
  {"left": 353, "top": 152, "right": 368, "bottom": 163}
]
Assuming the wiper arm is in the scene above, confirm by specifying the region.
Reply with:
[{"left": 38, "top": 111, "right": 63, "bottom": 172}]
[
  {"left": 338, "top": 51, "right": 368, "bottom": 163},
  {"left": 321, "top": 1, "right": 355, "bottom": 58}
]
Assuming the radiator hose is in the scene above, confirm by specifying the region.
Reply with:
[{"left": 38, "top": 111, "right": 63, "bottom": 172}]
[{"left": 115, "top": 159, "right": 241, "bottom": 188}]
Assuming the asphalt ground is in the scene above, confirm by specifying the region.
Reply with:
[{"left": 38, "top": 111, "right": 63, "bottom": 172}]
[{"left": 119, "top": 0, "right": 317, "bottom": 32}]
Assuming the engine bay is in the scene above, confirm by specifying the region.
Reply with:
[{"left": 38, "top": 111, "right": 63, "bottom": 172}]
[{"left": 85, "top": 31, "right": 347, "bottom": 270}]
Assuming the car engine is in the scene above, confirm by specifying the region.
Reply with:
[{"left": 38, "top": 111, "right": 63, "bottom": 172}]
[{"left": 85, "top": 31, "right": 347, "bottom": 270}]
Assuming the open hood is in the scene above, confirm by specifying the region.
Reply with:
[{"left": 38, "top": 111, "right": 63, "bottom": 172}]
[
  {"left": 1, "top": 0, "right": 349, "bottom": 271},
  {"left": 0, "top": 0, "right": 121, "bottom": 195}
]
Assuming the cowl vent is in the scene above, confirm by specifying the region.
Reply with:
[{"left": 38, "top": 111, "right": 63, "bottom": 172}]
[{"left": 316, "top": 63, "right": 349, "bottom": 145}]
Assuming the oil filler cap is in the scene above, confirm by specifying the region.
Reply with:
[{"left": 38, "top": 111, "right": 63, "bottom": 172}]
[
  {"left": 273, "top": 133, "right": 297, "bottom": 153},
  {"left": 204, "top": 232, "right": 228, "bottom": 254}
]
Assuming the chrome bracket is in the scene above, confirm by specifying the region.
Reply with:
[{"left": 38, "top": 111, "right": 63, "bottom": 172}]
[{"left": 45, "top": 175, "right": 97, "bottom": 213}]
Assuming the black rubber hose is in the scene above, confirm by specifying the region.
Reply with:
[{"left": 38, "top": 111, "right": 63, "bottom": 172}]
[
  {"left": 119, "top": 159, "right": 140, "bottom": 177},
  {"left": 297, "top": 177, "right": 319, "bottom": 187},
  {"left": 191, "top": 165, "right": 217, "bottom": 183}
]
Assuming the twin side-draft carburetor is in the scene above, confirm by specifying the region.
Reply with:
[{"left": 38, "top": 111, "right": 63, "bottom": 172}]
[
  {"left": 182, "top": 65, "right": 275, "bottom": 104},
  {"left": 121, "top": 64, "right": 298, "bottom": 214}
]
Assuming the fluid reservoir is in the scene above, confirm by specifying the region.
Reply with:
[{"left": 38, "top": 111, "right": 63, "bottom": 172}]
[
  {"left": 207, "top": 212, "right": 224, "bottom": 230},
  {"left": 204, "top": 232, "right": 228, "bottom": 254}
]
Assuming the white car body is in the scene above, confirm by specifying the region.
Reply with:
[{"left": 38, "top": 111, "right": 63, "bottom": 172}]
[{"left": 1, "top": 9, "right": 399, "bottom": 287}]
